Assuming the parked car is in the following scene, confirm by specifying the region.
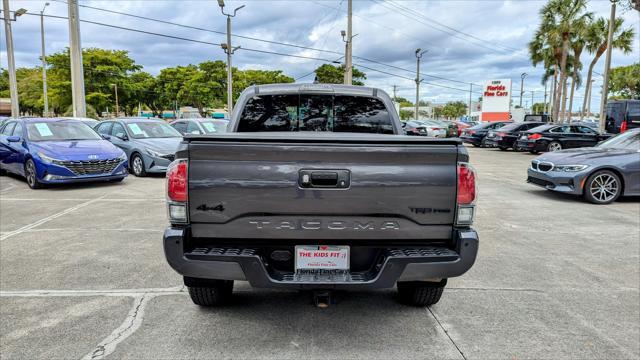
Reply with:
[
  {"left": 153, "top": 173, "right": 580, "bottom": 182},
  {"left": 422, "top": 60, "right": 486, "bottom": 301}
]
[
  {"left": 460, "top": 121, "right": 512, "bottom": 147},
  {"left": 402, "top": 120, "right": 428, "bottom": 136},
  {"left": 94, "top": 117, "right": 182, "bottom": 177},
  {"left": 169, "top": 118, "right": 229, "bottom": 135},
  {"left": 60, "top": 117, "right": 99, "bottom": 128},
  {"left": 527, "top": 128, "right": 640, "bottom": 204},
  {"left": 164, "top": 83, "right": 478, "bottom": 308},
  {"left": 605, "top": 99, "right": 640, "bottom": 134},
  {"left": 452, "top": 121, "right": 472, "bottom": 137},
  {"left": 0, "top": 118, "right": 128, "bottom": 189},
  {"left": 515, "top": 124, "right": 612, "bottom": 154},
  {"left": 484, "top": 122, "right": 546, "bottom": 150},
  {"left": 421, "top": 120, "right": 448, "bottom": 138}
]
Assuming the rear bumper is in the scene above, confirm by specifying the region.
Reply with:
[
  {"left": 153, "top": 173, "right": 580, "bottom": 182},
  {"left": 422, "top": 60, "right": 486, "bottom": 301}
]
[
  {"left": 163, "top": 228, "right": 479, "bottom": 289},
  {"left": 516, "top": 140, "right": 545, "bottom": 152},
  {"left": 460, "top": 136, "right": 481, "bottom": 146}
]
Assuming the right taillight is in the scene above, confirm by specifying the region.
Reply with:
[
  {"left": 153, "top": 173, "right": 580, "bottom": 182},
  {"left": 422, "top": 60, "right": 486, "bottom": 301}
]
[
  {"left": 167, "top": 160, "right": 188, "bottom": 223},
  {"left": 528, "top": 133, "right": 542, "bottom": 140},
  {"left": 456, "top": 162, "right": 477, "bottom": 226},
  {"left": 620, "top": 120, "right": 627, "bottom": 133}
]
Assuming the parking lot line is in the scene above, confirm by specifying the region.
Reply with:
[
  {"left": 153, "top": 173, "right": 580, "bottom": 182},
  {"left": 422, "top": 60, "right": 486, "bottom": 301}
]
[{"left": 0, "top": 196, "right": 106, "bottom": 241}]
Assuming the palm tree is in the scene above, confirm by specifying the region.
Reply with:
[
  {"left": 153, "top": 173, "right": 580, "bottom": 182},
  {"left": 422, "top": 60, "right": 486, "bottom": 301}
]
[
  {"left": 529, "top": 28, "right": 562, "bottom": 117},
  {"left": 580, "top": 17, "right": 635, "bottom": 120},
  {"left": 538, "top": 0, "right": 592, "bottom": 122}
]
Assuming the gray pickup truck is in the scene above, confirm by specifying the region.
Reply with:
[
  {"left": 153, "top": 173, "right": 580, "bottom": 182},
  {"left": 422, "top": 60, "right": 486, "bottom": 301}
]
[{"left": 163, "top": 83, "right": 478, "bottom": 307}]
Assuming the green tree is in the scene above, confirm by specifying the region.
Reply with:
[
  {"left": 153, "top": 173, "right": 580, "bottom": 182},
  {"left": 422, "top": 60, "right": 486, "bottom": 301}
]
[
  {"left": 314, "top": 64, "right": 366, "bottom": 86},
  {"left": 441, "top": 101, "right": 467, "bottom": 119},
  {"left": 608, "top": 63, "right": 640, "bottom": 99},
  {"left": 580, "top": 16, "right": 634, "bottom": 119},
  {"left": 399, "top": 109, "right": 413, "bottom": 120},
  {"left": 532, "top": 102, "right": 546, "bottom": 114}
]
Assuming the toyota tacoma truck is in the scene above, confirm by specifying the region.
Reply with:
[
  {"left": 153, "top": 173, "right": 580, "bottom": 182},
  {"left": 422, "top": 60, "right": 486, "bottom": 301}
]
[{"left": 163, "top": 83, "right": 478, "bottom": 307}]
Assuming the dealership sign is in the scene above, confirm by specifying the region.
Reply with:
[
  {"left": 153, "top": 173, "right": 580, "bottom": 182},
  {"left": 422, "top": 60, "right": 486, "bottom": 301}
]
[{"left": 481, "top": 79, "right": 512, "bottom": 122}]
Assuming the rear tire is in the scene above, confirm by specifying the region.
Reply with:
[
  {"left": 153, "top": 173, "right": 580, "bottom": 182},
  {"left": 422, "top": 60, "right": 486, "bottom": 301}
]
[
  {"left": 499, "top": 146, "right": 508, "bottom": 151},
  {"left": 547, "top": 141, "right": 562, "bottom": 152},
  {"left": 187, "top": 279, "right": 233, "bottom": 306},
  {"left": 397, "top": 279, "right": 447, "bottom": 307}
]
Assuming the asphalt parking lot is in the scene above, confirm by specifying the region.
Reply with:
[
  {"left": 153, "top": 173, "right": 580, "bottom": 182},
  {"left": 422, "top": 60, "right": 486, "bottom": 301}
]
[{"left": 1, "top": 146, "right": 638, "bottom": 360}]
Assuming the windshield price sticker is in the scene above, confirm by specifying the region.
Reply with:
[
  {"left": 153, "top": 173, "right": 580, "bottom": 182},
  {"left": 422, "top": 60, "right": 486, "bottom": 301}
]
[
  {"left": 35, "top": 123, "right": 54, "bottom": 137},
  {"left": 128, "top": 123, "right": 145, "bottom": 136},
  {"left": 295, "top": 245, "right": 349, "bottom": 271}
]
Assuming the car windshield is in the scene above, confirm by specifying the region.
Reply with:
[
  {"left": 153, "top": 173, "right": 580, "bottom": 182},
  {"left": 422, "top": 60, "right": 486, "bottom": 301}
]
[
  {"left": 126, "top": 122, "right": 181, "bottom": 139},
  {"left": 200, "top": 120, "right": 229, "bottom": 134},
  {"left": 597, "top": 131, "right": 640, "bottom": 150},
  {"left": 26, "top": 121, "right": 101, "bottom": 141}
]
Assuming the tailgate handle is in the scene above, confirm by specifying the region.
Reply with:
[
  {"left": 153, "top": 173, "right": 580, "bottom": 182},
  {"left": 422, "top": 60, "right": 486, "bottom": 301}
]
[{"left": 299, "top": 170, "right": 350, "bottom": 189}]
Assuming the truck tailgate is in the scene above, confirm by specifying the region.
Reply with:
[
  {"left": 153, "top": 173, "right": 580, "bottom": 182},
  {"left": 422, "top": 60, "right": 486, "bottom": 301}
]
[{"left": 186, "top": 133, "right": 460, "bottom": 240}]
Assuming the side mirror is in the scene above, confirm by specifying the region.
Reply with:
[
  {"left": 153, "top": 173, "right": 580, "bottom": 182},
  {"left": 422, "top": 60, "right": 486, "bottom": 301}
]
[
  {"left": 7, "top": 136, "right": 21, "bottom": 142},
  {"left": 101, "top": 134, "right": 111, "bottom": 140}
]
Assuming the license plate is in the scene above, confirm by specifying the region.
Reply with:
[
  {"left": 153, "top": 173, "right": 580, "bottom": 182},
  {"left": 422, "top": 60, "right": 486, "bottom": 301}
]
[{"left": 295, "top": 245, "right": 349, "bottom": 270}]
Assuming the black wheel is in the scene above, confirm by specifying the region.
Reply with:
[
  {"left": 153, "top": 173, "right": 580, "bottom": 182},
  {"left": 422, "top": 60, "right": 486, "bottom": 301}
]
[
  {"left": 24, "top": 159, "right": 43, "bottom": 189},
  {"left": 499, "top": 146, "right": 508, "bottom": 151},
  {"left": 397, "top": 279, "right": 447, "bottom": 307},
  {"left": 130, "top": 154, "right": 147, "bottom": 177},
  {"left": 529, "top": 150, "right": 539, "bottom": 154},
  {"left": 187, "top": 280, "right": 233, "bottom": 306},
  {"left": 0, "top": 166, "right": 6, "bottom": 175},
  {"left": 547, "top": 141, "right": 562, "bottom": 152},
  {"left": 480, "top": 138, "right": 488, "bottom": 148},
  {"left": 584, "top": 170, "right": 622, "bottom": 205},
  {"left": 472, "top": 143, "right": 480, "bottom": 148}
]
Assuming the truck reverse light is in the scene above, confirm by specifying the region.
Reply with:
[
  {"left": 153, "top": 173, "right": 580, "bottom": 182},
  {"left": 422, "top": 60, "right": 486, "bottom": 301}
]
[
  {"left": 456, "top": 162, "right": 477, "bottom": 226},
  {"left": 167, "top": 160, "right": 187, "bottom": 202}
]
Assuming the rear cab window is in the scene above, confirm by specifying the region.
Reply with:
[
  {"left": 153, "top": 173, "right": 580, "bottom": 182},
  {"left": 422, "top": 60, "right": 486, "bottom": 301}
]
[{"left": 237, "top": 94, "right": 393, "bottom": 134}]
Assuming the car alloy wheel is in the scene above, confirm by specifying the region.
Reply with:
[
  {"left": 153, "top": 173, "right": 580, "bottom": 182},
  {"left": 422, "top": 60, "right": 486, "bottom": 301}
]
[
  {"left": 132, "top": 156, "right": 144, "bottom": 176},
  {"left": 589, "top": 173, "right": 619, "bottom": 203},
  {"left": 24, "top": 159, "right": 42, "bottom": 189},
  {"left": 547, "top": 141, "right": 562, "bottom": 152}
]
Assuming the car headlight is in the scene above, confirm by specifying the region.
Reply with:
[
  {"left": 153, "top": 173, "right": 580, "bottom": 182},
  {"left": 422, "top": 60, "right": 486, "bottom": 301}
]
[
  {"left": 37, "top": 152, "right": 60, "bottom": 164},
  {"left": 554, "top": 165, "right": 589, "bottom": 172},
  {"left": 146, "top": 148, "right": 168, "bottom": 158}
]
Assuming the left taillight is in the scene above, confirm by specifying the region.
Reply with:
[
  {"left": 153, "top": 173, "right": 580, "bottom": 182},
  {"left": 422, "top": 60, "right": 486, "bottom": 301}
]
[
  {"left": 166, "top": 160, "right": 188, "bottom": 223},
  {"left": 456, "top": 162, "right": 477, "bottom": 226},
  {"left": 620, "top": 120, "right": 627, "bottom": 133}
]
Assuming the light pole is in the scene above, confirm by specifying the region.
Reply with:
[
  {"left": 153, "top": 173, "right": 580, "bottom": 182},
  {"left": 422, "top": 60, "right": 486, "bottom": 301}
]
[
  {"left": 344, "top": 0, "right": 353, "bottom": 85},
  {"left": 468, "top": 83, "right": 473, "bottom": 118},
  {"left": 414, "top": 48, "right": 427, "bottom": 120},
  {"left": 68, "top": 0, "right": 86, "bottom": 117},
  {"left": 218, "top": 0, "right": 244, "bottom": 116},
  {"left": 586, "top": 79, "right": 595, "bottom": 117},
  {"left": 111, "top": 84, "right": 119, "bottom": 117},
  {"left": 599, "top": 0, "right": 617, "bottom": 130},
  {"left": 2, "top": 3, "right": 27, "bottom": 117},
  {"left": 40, "top": 2, "right": 50, "bottom": 117},
  {"left": 519, "top": 72, "right": 527, "bottom": 108}
]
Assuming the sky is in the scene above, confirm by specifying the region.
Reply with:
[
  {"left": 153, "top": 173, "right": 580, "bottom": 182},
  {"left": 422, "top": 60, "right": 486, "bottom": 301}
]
[{"left": 2, "top": 0, "right": 639, "bottom": 112}]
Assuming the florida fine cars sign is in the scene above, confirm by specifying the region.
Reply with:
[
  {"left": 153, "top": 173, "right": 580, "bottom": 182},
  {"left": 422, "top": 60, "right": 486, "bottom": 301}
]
[{"left": 481, "top": 79, "right": 512, "bottom": 122}]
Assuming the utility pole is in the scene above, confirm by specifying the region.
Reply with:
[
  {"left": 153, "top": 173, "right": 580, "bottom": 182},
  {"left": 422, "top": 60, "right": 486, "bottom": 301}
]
[
  {"left": 599, "top": 0, "right": 617, "bottom": 130},
  {"left": 2, "top": 1, "right": 26, "bottom": 117},
  {"left": 586, "top": 79, "right": 595, "bottom": 116},
  {"left": 344, "top": 0, "right": 353, "bottom": 85},
  {"left": 392, "top": 85, "right": 398, "bottom": 100},
  {"left": 519, "top": 72, "right": 527, "bottom": 107},
  {"left": 218, "top": 0, "right": 244, "bottom": 115},
  {"left": 414, "top": 48, "right": 427, "bottom": 120},
  {"left": 68, "top": 0, "right": 86, "bottom": 117},
  {"left": 531, "top": 91, "right": 534, "bottom": 112},
  {"left": 468, "top": 83, "right": 473, "bottom": 117},
  {"left": 112, "top": 83, "right": 119, "bottom": 117},
  {"left": 40, "top": 2, "right": 49, "bottom": 117}
]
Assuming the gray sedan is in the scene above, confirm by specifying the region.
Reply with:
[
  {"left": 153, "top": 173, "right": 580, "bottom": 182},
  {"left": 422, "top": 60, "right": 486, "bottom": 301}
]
[
  {"left": 169, "top": 118, "right": 229, "bottom": 135},
  {"left": 527, "top": 128, "right": 640, "bottom": 204},
  {"left": 94, "top": 118, "right": 182, "bottom": 177}
]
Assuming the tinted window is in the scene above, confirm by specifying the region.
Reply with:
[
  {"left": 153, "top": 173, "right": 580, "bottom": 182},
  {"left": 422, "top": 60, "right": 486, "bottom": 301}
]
[
  {"left": 549, "top": 126, "right": 570, "bottom": 134},
  {"left": 27, "top": 122, "right": 101, "bottom": 141},
  {"left": 1, "top": 122, "right": 15, "bottom": 136},
  {"left": 96, "top": 122, "right": 112, "bottom": 135},
  {"left": 238, "top": 95, "right": 298, "bottom": 132},
  {"left": 333, "top": 96, "right": 393, "bottom": 134},
  {"left": 574, "top": 126, "right": 596, "bottom": 134},
  {"left": 238, "top": 94, "right": 393, "bottom": 133},
  {"left": 12, "top": 123, "right": 23, "bottom": 137},
  {"left": 524, "top": 122, "right": 545, "bottom": 130},
  {"left": 606, "top": 103, "right": 625, "bottom": 126},
  {"left": 172, "top": 122, "right": 188, "bottom": 134},
  {"left": 112, "top": 123, "right": 127, "bottom": 138}
]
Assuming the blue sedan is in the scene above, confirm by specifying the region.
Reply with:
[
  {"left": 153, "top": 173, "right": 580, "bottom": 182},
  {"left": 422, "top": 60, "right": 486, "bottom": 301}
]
[{"left": 0, "top": 118, "right": 128, "bottom": 189}]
